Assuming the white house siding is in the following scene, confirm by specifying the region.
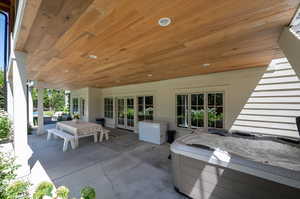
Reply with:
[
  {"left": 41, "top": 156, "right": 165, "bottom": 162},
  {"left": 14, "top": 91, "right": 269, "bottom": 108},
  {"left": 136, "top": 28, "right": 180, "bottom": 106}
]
[
  {"left": 71, "top": 66, "right": 267, "bottom": 137},
  {"left": 231, "top": 58, "right": 300, "bottom": 138}
]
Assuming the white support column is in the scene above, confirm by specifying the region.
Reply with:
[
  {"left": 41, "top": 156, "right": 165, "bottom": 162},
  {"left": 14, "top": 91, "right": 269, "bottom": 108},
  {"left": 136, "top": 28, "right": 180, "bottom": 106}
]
[
  {"left": 28, "top": 87, "right": 34, "bottom": 127},
  {"left": 37, "top": 86, "right": 44, "bottom": 135},
  {"left": 12, "top": 51, "right": 31, "bottom": 177}
]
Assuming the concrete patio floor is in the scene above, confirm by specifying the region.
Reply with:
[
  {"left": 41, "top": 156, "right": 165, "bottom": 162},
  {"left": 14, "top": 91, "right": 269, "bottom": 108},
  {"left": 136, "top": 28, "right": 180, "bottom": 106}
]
[{"left": 28, "top": 124, "right": 187, "bottom": 199}]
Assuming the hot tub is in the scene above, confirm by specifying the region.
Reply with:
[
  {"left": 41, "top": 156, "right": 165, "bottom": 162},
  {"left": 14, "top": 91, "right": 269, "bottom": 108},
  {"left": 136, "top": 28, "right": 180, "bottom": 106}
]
[{"left": 171, "top": 130, "right": 300, "bottom": 199}]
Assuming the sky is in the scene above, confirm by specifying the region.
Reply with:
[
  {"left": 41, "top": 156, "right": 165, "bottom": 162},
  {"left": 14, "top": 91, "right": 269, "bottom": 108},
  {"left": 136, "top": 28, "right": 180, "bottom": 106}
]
[{"left": 0, "top": 13, "right": 6, "bottom": 71}]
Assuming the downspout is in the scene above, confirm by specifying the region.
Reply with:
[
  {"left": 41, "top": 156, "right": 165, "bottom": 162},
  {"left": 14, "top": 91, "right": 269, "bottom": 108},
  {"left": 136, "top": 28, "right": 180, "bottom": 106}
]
[{"left": 0, "top": 11, "right": 8, "bottom": 111}]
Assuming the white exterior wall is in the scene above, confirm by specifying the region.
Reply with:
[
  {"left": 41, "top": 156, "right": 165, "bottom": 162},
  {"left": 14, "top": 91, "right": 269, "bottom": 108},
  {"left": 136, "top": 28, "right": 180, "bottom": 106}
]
[
  {"left": 231, "top": 58, "right": 300, "bottom": 138},
  {"left": 100, "top": 67, "right": 265, "bottom": 136},
  {"left": 88, "top": 87, "right": 102, "bottom": 122},
  {"left": 71, "top": 67, "right": 266, "bottom": 136},
  {"left": 70, "top": 88, "right": 89, "bottom": 121},
  {"left": 70, "top": 87, "right": 102, "bottom": 122}
]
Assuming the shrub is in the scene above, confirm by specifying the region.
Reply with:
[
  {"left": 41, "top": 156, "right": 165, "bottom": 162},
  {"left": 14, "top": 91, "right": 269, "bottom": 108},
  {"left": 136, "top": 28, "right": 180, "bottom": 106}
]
[
  {"left": 0, "top": 151, "right": 96, "bottom": 199},
  {"left": 31, "top": 182, "right": 96, "bottom": 199},
  {"left": 0, "top": 114, "right": 11, "bottom": 141},
  {"left": 80, "top": 187, "right": 96, "bottom": 199},
  {"left": 56, "top": 186, "right": 69, "bottom": 199},
  {"left": 63, "top": 106, "right": 70, "bottom": 114},
  {"left": 6, "top": 181, "right": 31, "bottom": 199},
  {"left": 0, "top": 152, "right": 18, "bottom": 198},
  {"left": 0, "top": 151, "right": 30, "bottom": 199},
  {"left": 33, "top": 182, "right": 54, "bottom": 199}
]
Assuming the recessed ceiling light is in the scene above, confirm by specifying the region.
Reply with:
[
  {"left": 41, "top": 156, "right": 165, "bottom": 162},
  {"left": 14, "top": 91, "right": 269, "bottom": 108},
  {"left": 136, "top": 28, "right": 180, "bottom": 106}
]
[
  {"left": 65, "top": 70, "right": 69, "bottom": 72},
  {"left": 158, "top": 17, "right": 171, "bottom": 27},
  {"left": 88, "top": 55, "right": 97, "bottom": 59},
  {"left": 202, "top": 63, "right": 210, "bottom": 67},
  {"left": 147, "top": 74, "right": 153, "bottom": 77}
]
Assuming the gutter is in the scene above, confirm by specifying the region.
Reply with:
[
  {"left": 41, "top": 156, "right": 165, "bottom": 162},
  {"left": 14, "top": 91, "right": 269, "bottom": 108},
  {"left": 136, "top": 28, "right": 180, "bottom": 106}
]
[{"left": 0, "top": 11, "right": 8, "bottom": 111}]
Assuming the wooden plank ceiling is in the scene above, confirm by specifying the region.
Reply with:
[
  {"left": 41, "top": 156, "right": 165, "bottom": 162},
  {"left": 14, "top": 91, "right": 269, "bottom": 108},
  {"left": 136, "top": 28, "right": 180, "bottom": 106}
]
[
  {"left": 0, "top": 0, "right": 10, "bottom": 11},
  {"left": 19, "top": 0, "right": 300, "bottom": 89}
]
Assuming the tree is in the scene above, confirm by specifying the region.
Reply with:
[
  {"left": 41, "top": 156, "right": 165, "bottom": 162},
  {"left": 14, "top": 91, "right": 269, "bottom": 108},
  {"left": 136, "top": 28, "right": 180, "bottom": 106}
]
[
  {"left": 47, "top": 89, "right": 65, "bottom": 112},
  {"left": 31, "top": 88, "right": 65, "bottom": 112}
]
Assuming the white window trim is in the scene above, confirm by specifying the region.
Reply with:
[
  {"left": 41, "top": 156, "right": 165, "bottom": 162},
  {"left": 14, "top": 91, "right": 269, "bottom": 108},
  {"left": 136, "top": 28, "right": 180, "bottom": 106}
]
[
  {"left": 104, "top": 97, "right": 114, "bottom": 119},
  {"left": 175, "top": 92, "right": 225, "bottom": 130},
  {"left": 72, "top": 98, "right": 79, "bottom": 114},
  {"left": 80, "top": 98, "right": 85, "bottom": 117},
  {"left": 137, "top": 96, "right": 154, "bottom": 121}
]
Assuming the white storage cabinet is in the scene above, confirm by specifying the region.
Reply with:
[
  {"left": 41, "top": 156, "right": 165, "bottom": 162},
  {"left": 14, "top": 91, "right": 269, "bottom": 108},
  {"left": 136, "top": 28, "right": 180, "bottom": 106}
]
[{"left": 138, "top": 121, "right": 168, "bottom": 144}]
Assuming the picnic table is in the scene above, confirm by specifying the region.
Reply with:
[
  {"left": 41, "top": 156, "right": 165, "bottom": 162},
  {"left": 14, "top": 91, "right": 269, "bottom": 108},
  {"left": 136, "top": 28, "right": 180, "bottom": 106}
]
[{"left": 56, "top": 120, "right": 103, "bottom": 147}]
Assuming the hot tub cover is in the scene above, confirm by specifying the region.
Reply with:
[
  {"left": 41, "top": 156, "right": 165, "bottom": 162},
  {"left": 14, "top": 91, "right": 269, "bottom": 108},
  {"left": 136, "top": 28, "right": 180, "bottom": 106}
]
[{"left": 171, "top": 131, "right": 300, "bottom": 189}]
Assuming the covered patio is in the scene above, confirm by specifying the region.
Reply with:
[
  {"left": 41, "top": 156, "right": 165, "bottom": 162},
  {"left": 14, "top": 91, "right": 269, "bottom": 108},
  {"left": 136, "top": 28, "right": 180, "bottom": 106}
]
[
  {"left": 2, "top": 0, "right": 300, "bottom": 198},
  {"left": 28, "top": 124, "right": 185, "bottom": 199}
]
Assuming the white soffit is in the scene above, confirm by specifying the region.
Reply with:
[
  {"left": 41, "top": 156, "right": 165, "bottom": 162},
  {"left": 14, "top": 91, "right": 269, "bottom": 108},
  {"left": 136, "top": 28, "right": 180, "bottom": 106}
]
[{"left": 290, "top": 5, "right": 300, "bottom": 34}]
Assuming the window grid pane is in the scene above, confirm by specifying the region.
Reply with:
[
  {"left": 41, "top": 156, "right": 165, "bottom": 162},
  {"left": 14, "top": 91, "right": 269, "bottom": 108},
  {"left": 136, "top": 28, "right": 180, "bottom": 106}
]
[
  {"left": 81, "top": 99, "right": 85, "bottom": 116},
  {"left": 191, "top": 94, "right": 204, "bottom": 128},
  {"left": 104, "top": 98, "right": 114, "bottom": 118},
  {"left": 207, "top": 93, "right": 223, "bottom": 128},
  {"left": 73, "top": 98, "right": 79, "bottom": 114},
  {"left": 176, "top": 93, "right": 224, "bottom": 129},
  {"left": 176, "top": 95, "right": 188, "bottom": 128},
  {"left": 138, "top": 96, "right": 154, "bottom": 121}
]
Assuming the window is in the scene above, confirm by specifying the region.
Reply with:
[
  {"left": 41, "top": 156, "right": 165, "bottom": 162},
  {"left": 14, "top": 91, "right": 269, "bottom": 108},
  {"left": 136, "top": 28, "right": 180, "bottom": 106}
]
[
  {"left": 176, "top": 93, "right": 224, "bottom": 129},
  {"left": 80, "top": 98, "right": 85, "bottom": 117},
  {"left": 191, "top": 94, "right": 205, "bottom": 128},
  {"left": 176, "top": 95, "right": 188, "bottom": 128},
  {"left": 208, "top": 93, "right": 224, "bottom": 128},
  {"left": 138, "top": 96, "right": 154, "bottom": 121},
  {"left": 72, "top": 98, "right": 79, "bottom": 114},
  {"left": 104, "top": 98, "right": 113, "bottom": 118}
]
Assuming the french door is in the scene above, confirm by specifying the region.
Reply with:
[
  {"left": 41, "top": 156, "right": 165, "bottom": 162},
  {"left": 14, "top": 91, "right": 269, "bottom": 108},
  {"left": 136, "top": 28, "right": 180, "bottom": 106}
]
[{"left": 116, "top": 97, "right": 135, "bottom": 130}]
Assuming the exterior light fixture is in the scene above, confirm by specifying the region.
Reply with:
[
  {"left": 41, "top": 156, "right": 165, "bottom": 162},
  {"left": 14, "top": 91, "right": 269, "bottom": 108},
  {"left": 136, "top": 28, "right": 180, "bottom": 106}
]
[
  {"left": 158, "top": 17, "right": 171, "bottom": 27},
  {"left": 147, "top": 74, "right": 153, "bottom": 77},
  {"left": 88, "top": 55, "right": 98, "bottom": 59},
  {"left": 202, "top": 63, "right": 210, "bottom": 67}
]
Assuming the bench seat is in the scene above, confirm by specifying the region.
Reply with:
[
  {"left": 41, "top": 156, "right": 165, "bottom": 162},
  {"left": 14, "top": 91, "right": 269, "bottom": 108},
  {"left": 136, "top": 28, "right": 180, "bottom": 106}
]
[{"left": 47, "top": 129, "right": 75, "bottom": 152}]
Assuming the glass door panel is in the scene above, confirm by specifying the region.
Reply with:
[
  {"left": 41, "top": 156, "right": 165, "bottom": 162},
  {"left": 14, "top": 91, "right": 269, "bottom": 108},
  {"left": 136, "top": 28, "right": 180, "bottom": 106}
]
[
  {"left": 116, "top": 97, "right": 135, "bottom": 130},
  {"left": 126, "top": 98, "right": 135, "bottom": 128},
  {"left": 117, "top": 99, "right": 125, "bottom": 127}
]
